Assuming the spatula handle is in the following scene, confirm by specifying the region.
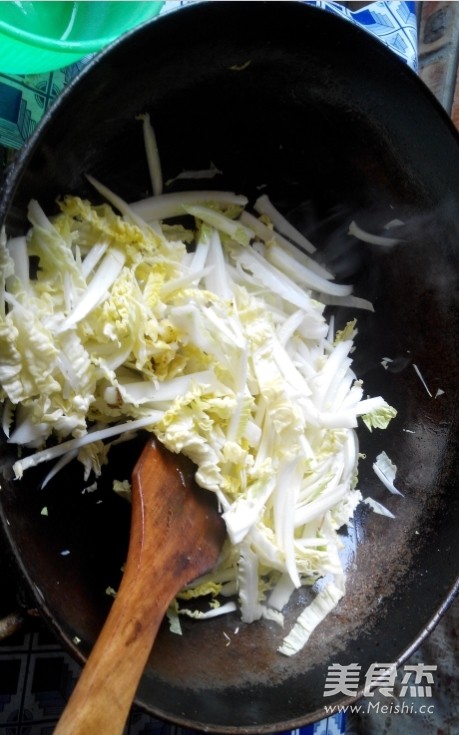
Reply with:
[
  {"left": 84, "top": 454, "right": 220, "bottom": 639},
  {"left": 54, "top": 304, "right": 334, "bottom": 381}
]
[{"left": 53, "top": 565, "right": 171, "bottom": 735}]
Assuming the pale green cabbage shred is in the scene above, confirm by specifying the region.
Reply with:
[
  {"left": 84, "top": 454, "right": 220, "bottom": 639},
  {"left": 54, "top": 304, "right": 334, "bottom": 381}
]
[{"left": 0, "top": 176, "right": 396, "bottom": 656}]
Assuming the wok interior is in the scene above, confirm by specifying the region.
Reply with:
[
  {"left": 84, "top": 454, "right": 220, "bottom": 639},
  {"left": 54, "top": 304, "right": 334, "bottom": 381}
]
[{"left": 1, "top": 3, "right": 459, "bottom": 731}]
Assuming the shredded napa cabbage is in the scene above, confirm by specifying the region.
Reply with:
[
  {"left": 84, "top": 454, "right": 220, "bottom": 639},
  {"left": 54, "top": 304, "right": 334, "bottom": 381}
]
[{"left": 0, "top": 169, "right": 397, "bottom": 656}]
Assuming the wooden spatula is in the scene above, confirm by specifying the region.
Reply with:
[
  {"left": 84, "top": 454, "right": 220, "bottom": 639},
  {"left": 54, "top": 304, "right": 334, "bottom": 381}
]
[{"left": 54, "top": 437, "right": 226, "bottom": 735}]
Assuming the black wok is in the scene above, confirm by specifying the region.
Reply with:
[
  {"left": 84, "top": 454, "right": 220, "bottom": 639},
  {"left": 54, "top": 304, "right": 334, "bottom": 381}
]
[{"left": 0, "top": 2, "right": 458, "bottom": 731}]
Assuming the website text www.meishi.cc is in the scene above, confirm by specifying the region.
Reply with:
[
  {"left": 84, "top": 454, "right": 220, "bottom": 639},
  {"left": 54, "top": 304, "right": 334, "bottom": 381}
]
[{"left": 322, "top": 661, "right": 437, "bottom": 716}]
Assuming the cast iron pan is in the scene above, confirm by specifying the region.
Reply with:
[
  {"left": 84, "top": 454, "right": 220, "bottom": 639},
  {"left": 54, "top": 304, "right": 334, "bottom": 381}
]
[{"left": 0, "top": 2, "right": 458, "bottom": 731}]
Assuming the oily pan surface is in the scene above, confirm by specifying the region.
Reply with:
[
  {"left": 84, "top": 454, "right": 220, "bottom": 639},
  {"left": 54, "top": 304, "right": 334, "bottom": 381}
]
[{"left": 0, "top": 3, "right": 459, "bottom": 731}]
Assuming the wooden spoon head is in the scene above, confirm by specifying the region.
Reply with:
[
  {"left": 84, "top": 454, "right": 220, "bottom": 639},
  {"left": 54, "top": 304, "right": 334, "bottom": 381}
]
[{"left": 129, "top": 437, "right": 226, "bottom": 590}]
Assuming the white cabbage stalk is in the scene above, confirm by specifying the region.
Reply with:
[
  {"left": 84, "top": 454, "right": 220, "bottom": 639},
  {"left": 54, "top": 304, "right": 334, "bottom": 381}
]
[
  {"left": 362, "top": 497, "right": 395, "bottom": 519},
  {"left": 0, "top": 227, "right": 14, "bottom": 318},
  {"left": 60, "top": 248, "right": 126, "bottom": 330},
  {"left": 185, "top": 204, "right": 255, "bottom": 246},
  {"left": 348, "top": 220, "right": 400, "bottom": 247},
  {"left": 12, "top": 414, "right": 164, "bottom": 478},
  {"left": 239, "top": 210, "right": 332, "bottom": 280},
  {"left": 373, "top": 451, "right": 403, "bottom": 495},
  {"left": 278, "top": 578, "right": 345, "bottom": 656},
  {"left": 178, "top": 601, "right": 238, "bottom": 620},
  {"left": 138, "top": 112, "right": 163, "bottom": 196},
  {"left": 165, "top": 161, "right": 222, "bottom": 186},
  {"left": 6, "top": 236, "right": 29, "bottom": 291},
  {"left": 86, "top": 175, "right": 153, "bottom": 234},
  {"left": 0, "top": 182, "right": 397, "bottom": 657},
  {"left": 130, "top": 190, "right": 248, "bottom": 222},
  {"left": 262, "top": 241, "right": 352, "bottom": 297},
  {"left": 254, "top": 194, "right": 317, "bottom": 254}
]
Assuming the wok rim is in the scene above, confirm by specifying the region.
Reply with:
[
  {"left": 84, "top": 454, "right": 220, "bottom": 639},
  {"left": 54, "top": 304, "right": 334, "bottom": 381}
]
[{"left": 1, "top": 2, "right": 459, "bottom": 731}]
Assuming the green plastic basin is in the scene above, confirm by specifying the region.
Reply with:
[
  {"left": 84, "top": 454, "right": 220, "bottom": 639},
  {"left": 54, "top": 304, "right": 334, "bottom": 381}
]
[{"left": 0, "top": 1, "right": 164, "bottom": 75}]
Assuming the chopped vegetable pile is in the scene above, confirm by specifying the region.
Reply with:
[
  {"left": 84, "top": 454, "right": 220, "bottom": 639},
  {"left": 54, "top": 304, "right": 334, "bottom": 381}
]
[{"left": 0, "top": 121, "right": 397, "bottom": 656}]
